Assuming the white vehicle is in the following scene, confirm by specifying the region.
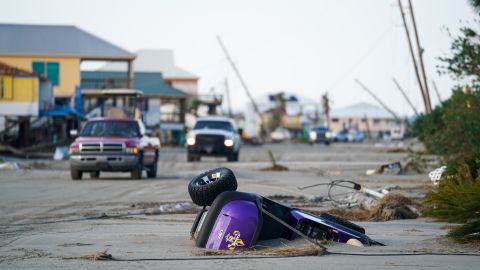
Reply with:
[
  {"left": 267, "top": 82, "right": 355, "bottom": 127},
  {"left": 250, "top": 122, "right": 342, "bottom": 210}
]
[{"left": 186, "top": 116, "right": 241, "bottom": 162}]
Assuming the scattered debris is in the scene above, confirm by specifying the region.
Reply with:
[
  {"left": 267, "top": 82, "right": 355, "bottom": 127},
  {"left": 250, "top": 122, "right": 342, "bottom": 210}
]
[
  {"left": 366, "top": 162, "right": 402, "bottom": 175},
  {"left": 346, "top": 238, "right": 364, "bottom": 247},
  {"left": 145, "top": 202, "right": 195, "bottom": 215},
  {"left": 325, "top": 193, "right": 419, "bottom": 221},
  {"left": 260, "top": 150, "right": 289, "bottom": 171},
  {"left": 63, "top": 250, "right": 113, "bottom": 260},
  {"left": 428, "top": 166, "right": 447, "bottom": 185},
  {"left": 53, "top": 146, "right": 69, "bottom": 160},
  {"left": 0, "top": 162, "right": 20, "bottom": 170},
  {"left": 58, "top": 243, "right": 94, "bottom": 247}
]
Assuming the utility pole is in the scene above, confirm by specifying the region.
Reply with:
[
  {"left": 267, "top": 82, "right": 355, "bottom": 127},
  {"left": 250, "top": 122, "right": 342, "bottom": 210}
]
[
  {"left": 392, "top": 77, "right": 419, "bottom": 117},
  {"left": 397, "top": 0, "right": 431, "bottom": 113},
  {"left": 432, "top": 80, "right": 442, "bottom": 104},
  {"left": 408, "top": 0, "right": 432, "bottom": 113},
  {"left": 217, "top": 36, "right": 267, "bottom": 137},
  {"left": 321, "top": 93, "right": 330, "bottom": 128},
  {"left": 355, "top": 79, "right": 400, "bottom": 122},
  {"left": 224, "top": 77, "right": 233, "bottom": 117}
]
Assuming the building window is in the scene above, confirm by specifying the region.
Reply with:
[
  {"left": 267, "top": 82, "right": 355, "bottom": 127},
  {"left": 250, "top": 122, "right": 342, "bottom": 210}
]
[
  {"left": 373, "top": 119, "right": 381, "bottom": 126},
  {"left": 331, "top": 118, "right": 339, "bottom": 123},
  {"left": 0, "top": 77, "right": 13, "bottom": 100},
  {"left": 32, "top": 61, "right": 60, "bottom": 86}
]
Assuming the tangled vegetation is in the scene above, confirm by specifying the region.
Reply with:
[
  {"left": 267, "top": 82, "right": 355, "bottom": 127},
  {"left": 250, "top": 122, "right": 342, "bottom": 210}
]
[{"left": 416, "top": 1, "right": 480, "bottom": 240}]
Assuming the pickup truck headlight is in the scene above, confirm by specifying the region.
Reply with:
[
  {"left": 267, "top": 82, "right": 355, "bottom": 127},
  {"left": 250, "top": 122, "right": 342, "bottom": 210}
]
[
  {"left": 309, "top": 131, "right": 317, "bottom": 141},
  {"left": 187, "top": 137, "right": 196, "bottom": 146},
  {"left": 325, "top": 131, "right": 333, "bottom": 139},
  {"left": 224, "top": 139, "right": 234, "bottom": 147},
  {"left": 126, "top": 146, "right": 139, "bottom": 154}
]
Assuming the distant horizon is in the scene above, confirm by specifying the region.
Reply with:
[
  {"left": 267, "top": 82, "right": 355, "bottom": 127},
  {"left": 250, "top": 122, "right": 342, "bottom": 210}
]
[{"left": 2, "top": 0, "right": 475, "bottom": 117}]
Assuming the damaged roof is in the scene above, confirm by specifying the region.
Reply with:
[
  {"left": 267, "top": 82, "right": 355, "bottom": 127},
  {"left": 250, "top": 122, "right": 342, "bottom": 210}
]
[
  {"left": 0, "top": 24, "right": 135, "bottom": 60},
  {"left": 98, "top": 49, "right": 198, "bottom": 79}
]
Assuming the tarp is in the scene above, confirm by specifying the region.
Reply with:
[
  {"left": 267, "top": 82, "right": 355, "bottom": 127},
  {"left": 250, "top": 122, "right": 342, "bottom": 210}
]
[{"left": 40, "top": 105, "right": 84, "bottom": 119}]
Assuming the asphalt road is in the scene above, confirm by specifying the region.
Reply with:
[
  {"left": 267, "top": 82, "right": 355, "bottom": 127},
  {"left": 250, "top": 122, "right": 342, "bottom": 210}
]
[{"left": 1, "top": 142, "right": 479, "bottom": 269}]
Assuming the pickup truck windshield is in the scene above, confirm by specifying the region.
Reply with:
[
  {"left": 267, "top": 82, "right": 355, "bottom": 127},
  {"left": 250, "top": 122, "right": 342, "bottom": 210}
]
[
  {"left": 81, "top": 121, "right": 139, "bottom": 137},
  {"left": 194, "top": 121, "right": 233, "bottom": 132}
]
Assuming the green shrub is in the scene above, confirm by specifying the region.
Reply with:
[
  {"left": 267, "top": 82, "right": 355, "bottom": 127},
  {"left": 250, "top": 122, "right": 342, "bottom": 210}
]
[{"left": 424, "top": 160, "right": 480, "bottom": 239}]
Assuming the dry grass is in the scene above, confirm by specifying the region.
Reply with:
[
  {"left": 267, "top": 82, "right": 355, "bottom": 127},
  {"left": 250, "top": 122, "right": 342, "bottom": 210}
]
[{"left": 198, "top": 245, "right": 325, "bottom": 257}]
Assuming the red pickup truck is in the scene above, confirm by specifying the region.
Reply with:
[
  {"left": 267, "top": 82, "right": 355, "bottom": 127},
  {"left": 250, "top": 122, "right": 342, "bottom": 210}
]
[{"left": 69, "top": 118, "right": 160, "bottom": 180}]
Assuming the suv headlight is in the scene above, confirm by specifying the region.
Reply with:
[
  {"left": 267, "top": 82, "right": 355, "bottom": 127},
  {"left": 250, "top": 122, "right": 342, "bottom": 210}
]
[
  {"left": 325, "top": 131, "right": 333, "bottom": 139},
  {"left": 187, "top": 137, "right": 196, "bottom": 146},
  {"left": 224, "top": 139, "right": 234, "bottom": 147},
  {"left": 309, "top": 131, "right": 317, "bottom": 141}
]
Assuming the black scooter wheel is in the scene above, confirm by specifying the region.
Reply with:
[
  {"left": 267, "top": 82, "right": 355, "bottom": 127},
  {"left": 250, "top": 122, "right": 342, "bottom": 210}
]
[
  {"left": 188, "top": 167, "right": 238, "bottom": 206},
  {"left": 320, "top": 213, "right": 366, "bottom": 234}
]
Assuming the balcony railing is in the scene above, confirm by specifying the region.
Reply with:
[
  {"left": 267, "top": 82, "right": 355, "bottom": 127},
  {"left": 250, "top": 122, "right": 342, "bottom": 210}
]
[{"left": 81, "top": 78, "right": 129, "bottom": 90}]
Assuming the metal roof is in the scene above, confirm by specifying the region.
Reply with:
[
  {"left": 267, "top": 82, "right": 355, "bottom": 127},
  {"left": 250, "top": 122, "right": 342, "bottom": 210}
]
[
  {"left": 98, "top": 49, "right": 198, "bottom": 79},
  {"left": 0, "top": 24, "right": 135, "bottom": 60},
  {"left": 81, "top": 71, "right": 188, "bottom": 98},
  {"left": 330, "top": 102, "right": 396, "bottom": 119}
]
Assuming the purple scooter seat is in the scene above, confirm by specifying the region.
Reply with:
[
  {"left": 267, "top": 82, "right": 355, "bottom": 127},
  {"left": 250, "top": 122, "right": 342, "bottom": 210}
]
[{"left": 192, "top": 191, "right": 381, "bottom": 250}]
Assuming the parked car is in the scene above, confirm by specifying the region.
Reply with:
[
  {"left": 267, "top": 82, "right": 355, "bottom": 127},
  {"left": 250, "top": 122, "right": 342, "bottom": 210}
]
[
  {"left": 333, "top": 130, "right": 349, "bottom": 142},
  {"left": 308, "top": 126, "right": 332, "bottom": 145},
  {"left": 347, "top": 131, "right": 365, "bottom": 142},
  {"left": 69, "top": 118, "right": 160, "bottom": 180},
  {"left": 271, "top": 127, "right": 291, "bottom": 142},
  {"left": 186, "top": 116, "right": 241, "bottom": 162}
]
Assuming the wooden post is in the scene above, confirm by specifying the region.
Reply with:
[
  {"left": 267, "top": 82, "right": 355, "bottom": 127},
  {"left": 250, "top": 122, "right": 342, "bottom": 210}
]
[
  {"left": 398, "top": 0, "right": 430, "bottom": 113},
  {"left": 408, "top": 0, "right": 433, "bottom": 113},
  {"left": 127, "top": 60, "right": 134, "bottom": 89},
  {"left": 392, "top": 77, "right": 419, "bottom": 116}
]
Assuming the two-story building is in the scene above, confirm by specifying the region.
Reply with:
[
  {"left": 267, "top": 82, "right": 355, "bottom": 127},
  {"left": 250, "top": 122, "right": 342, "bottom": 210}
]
[{"left": 0, "top": 23, "right": 135, "bottom": 104}]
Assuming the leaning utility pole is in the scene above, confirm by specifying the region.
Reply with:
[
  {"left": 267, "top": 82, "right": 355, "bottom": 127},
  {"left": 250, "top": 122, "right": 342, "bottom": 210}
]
[
  {"left": 392, "top": 77, "right": 419, "bottom": 117},
  {"left": 224, "top": 77, "right": 233, "bottom": 117},
  {"left": 431, "top": 80, "right": 443, "bottom": 104},
  {"left": 408, "top": 0, "right": 432, "bottom": 113},
  {"left": 355, "top": 79, "right": 400, "bottom": 122},
  {"left": 217, "top": 36, "right": 267, "bottom": 137},
  {"left": 397, "top": 0, "right": 431, "bottom": 113}
]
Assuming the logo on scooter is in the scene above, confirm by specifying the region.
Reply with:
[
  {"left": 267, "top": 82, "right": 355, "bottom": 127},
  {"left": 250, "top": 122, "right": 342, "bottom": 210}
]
[{"left": 225, "top": 230, "right": 245, "bottom": 250}]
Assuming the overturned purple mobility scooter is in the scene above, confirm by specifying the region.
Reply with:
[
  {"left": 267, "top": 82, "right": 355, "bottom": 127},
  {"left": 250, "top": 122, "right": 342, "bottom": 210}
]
[{"left": 188, "top": 168, "right": 383, "bottom": 250}]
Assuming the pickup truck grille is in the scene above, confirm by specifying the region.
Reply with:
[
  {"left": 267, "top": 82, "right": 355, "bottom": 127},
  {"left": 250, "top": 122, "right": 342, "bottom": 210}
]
[
  {"left": 196, "top": 134, "right": 225, "bottom": 146},
  {"left": 80, "top": 142, "right": 124, "bottom": 153}
]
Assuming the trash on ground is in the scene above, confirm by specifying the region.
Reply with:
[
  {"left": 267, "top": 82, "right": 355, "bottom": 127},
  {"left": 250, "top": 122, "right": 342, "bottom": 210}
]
[
  {"left": 53, "top": 146, "right": 69, "bottom": 160},
  {"left": 428, "top": 166, "right": 447, "bottom": 185},
  {"left": 366, "top": 161, "right": 402, "bottom": 175},
  {"left": 0, "top": 162, "right": 20, "bottom": 170},
  {"left": 145, "top": 202, "right": 194, "bottom": 215}
]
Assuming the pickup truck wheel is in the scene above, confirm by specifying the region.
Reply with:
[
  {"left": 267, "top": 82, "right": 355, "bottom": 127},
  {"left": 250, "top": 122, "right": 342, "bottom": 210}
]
[
  {"left": 227, "top": 151, "right": 239, "bottom": 162},
  {"left": 71, "top": 169, "right": 82, "bottom": 180},
  {"left": 147, "top": 159, "right": 158, "bottom": 178},
  {"left": 131, "top": 160, "right": 143, "bottom": 180},
  {"left": 90, "top": 171, "right": 100, "bottom": 179},
  {"left": 187, "top": 154, "right": 195, "bottom": 162},
  {"left": 188, "top": 167, "right": 237, "bottom": 206}
]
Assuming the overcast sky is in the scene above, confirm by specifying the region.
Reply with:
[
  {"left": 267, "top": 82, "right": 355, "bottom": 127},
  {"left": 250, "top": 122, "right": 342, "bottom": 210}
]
[{"left": 2, "top": 0, "right": 476, "bottom": 116}]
